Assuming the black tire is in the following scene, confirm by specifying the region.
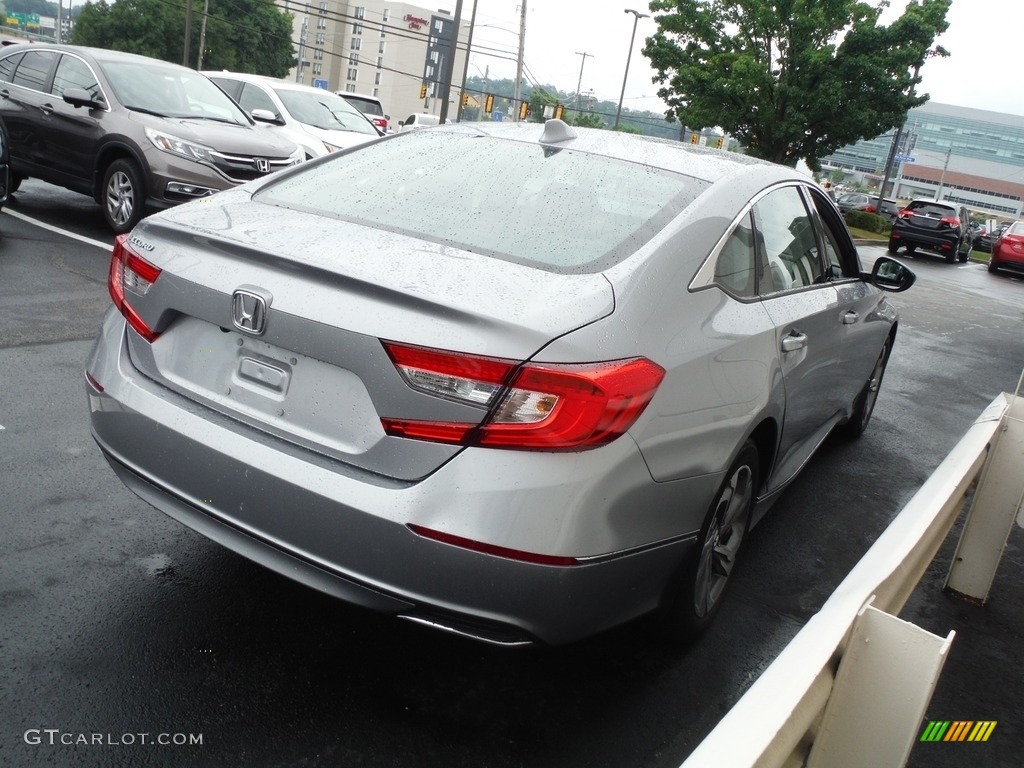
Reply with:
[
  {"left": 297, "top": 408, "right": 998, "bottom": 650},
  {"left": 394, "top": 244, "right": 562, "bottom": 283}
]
[
  {"left": 10, "top": 174, "right": 24, "bottom": 194},
  {"left": 988, "top": 260, "right": 998, "bottom": 274},
  {"left": 840, "top": 338, "right": 890, "bottom": 439},
  {"left": 887, "top": 237, "right": 899, "bottom": 254},
  {"left": 945, "top": 240, "right": 958, "bottom": 263},
  {"left": 102, "top": 158, "right": 146, "bottom": 233},
  {"left": 659, "top": 441, "right": 758, "bottom": 643}
]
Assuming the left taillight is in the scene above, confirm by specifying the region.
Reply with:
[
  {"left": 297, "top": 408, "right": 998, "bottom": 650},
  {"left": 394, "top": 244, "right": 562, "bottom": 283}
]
[
  {"left": 108, "top": 234, "right": 162, "bottom": 343},
  {"left": 381, "top": 342, "right": 665, "bottom": 451}
]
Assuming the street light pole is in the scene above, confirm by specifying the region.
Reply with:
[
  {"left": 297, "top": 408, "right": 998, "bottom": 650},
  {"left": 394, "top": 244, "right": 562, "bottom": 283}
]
[{"left": 614, "top": 8, "right": 649, "bottom": 129}]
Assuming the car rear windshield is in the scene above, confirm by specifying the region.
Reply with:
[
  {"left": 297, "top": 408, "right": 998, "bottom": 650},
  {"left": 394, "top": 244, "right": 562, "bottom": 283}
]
[
  {"left": 906, "top": 201, "right": 957, "bottom": 217},
  {"left": 343, "top": 96, "right": 384, "bottom": 117},
  {"left": 255, "top": 130, "right": 707, "bottom": 273}
]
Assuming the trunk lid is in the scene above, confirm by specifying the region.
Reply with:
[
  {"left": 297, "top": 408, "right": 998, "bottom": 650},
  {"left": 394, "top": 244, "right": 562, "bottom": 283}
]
[{"left": 120, "top": 198, "right": 615, "bottom": 481}]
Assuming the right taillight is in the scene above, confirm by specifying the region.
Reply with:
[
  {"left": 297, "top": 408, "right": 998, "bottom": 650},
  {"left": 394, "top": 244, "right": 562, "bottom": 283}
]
[
  {"left": 381, "top": 342, "right": 665, "bottom": 451},
  {"left": 108, "top": 234, "right": 162, "bottom": 343}
]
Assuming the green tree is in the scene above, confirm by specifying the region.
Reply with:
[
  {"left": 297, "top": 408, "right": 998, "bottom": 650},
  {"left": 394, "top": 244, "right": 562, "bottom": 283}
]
[
  {"left": 645, "top": 0, "right": 951, "bottom": 168},
  {"left": 571, "top": 113, "right": 606, "bottom": 129},
  {"left": 72, "top": 0, "right": 294, "bottom": 76}
]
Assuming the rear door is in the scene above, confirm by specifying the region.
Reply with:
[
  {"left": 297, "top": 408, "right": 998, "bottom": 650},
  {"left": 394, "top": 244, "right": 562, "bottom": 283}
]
[{"left": 0, "top": 48, "right": 58, "bottom": 173}]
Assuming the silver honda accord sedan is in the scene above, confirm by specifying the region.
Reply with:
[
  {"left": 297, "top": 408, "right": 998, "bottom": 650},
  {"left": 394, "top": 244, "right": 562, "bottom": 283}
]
[{"left": 85, "top": 120, "right": 914, "bottom": 646}]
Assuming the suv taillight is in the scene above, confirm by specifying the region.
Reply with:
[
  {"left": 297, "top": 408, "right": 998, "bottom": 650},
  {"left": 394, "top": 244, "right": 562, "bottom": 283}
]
[
  {"left": 108, "top": 234, "right": 162, "bottom": 343},
  {"left": 381, "top": 342, "right": 665, "bottom": 451},
  {"left": 939, "top": 216, "right": 960, "bottom": 228}
]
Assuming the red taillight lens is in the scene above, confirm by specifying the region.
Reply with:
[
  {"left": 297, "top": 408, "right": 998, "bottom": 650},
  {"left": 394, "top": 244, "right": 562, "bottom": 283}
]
[
  {"left": 939, "top": 216, "right": 960, "bottom": 228},
  {"left": 381, "top": 342, "right": 665, "bottom": 451},
  {"left": 897, "top": 209, "right": 913, "bottom": 218},
  {"left": 108, "top": 234, "right": 162, "bottom": 343}
]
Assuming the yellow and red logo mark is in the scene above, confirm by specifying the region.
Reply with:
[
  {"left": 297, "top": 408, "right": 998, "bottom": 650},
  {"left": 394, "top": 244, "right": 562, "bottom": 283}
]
[{"left": 920, "top": 721, "right": 997, "bottom": 742}]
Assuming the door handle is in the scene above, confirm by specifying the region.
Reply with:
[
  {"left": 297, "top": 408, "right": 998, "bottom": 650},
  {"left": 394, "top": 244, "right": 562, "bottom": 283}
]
[
  {"left": 0, "top": 89, "right": 9, "bottom": 99},
  {"left": 842, "top": 310, "right": 859, "bottom": 325},
  {"left": 40, "top": 103, "right": 54, "bottom": 115},
  {"left": 781, "top": 332, "right": 808, "bottom": 352}
]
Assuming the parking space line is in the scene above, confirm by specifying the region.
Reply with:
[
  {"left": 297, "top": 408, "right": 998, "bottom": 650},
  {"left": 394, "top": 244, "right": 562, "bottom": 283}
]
[{"left": 1, "top": 208, "right": 111, "bottom": 251}]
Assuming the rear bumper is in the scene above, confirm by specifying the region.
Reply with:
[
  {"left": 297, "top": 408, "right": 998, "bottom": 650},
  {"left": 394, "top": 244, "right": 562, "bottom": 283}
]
[
  {"left": 86, "top": 311, "right": 712, "bottom": 645},
  {"left": 890, "top": 228, "right": 958, "bottom": 252}
]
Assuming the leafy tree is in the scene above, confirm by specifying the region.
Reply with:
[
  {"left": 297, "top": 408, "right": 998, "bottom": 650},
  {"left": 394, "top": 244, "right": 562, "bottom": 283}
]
[
  {"left": 645, "top": 0, "right": 951, "bottom": 168},
  {"left": 72, "top": 0, "right": 294, "bottom": 76},
  {"left": 571, "top": 113, "right": 606, "bottom": 129}
]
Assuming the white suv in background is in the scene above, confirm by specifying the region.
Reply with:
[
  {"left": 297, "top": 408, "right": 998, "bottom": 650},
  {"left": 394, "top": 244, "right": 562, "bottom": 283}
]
[
  {"left": 208, "top": 73, "right": 380, "bottom": 158},
  {"left": 337, "top": 92, "right": 390, "bottom": 133}
]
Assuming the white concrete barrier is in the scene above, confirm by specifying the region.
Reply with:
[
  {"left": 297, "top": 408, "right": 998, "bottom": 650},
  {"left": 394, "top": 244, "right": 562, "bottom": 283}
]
[{"left": 682, "top": 386, "right": 1024, "bottom": 768}]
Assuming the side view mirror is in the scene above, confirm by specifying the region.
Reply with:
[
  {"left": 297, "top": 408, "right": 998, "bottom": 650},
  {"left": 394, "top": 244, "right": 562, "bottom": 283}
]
[
  {"left": 250, "top": 108, "right": 284, "bottom": 126},
  {"left": 865, "top": 256, "right": 916, "bottom": 293},
  {"left": 63, "top": 87, "right": 104, "bottom": 110}
]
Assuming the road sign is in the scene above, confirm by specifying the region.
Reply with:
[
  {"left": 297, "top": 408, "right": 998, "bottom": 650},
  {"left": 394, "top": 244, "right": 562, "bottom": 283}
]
[
  {"left": 894, "top": 154, "right": 916, "bottom": 163},
  {"left": 312, "top": 79, "right": 328, "bottom": 90}
]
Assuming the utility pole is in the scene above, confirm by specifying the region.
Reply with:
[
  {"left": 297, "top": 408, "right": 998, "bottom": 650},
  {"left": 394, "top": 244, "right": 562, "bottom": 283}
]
[
  {"left": 438, "top": 0, "right": 463, "bottom": 124},
  {"left": 513, "top": 1, "right": 526, "bottom": 122},
  {"left": 936, "top": 148, "right": 952, "bottom": 201},
  {"left": 456, "top": 0, "right": 479, "bottom": 122},
  {"left": 196, "top": 0, "right": 210, "bottom": 71},
  {"left": 573, "top": 51, "right": 592, "bottom": 113},
  {"left": 183, "top": 0, "right": 192, "bottom": 67}
]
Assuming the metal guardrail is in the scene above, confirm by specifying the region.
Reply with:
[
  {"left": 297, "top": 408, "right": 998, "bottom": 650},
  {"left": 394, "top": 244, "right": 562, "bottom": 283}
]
[{"left": 681, "top": 382, "right": 1024, "bottom": 768}]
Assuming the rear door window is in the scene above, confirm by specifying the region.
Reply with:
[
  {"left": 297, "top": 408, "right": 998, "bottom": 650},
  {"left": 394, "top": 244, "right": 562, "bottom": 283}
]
[{"left": 11, "top": 50, "right": 57, "bottom": 92}]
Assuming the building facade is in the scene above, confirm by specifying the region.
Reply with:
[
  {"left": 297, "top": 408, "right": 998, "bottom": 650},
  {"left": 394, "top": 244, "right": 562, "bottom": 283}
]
[
  {"left": 277, "top": 1, "right": 469, "bottom": 128},
  {"left": 821, "top": 102, "right": 1024, "bottom": 218}
]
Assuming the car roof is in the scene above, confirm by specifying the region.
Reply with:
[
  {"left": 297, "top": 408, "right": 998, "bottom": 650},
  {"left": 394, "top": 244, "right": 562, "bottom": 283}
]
[
  {"left": 205, "top": 71, "right": 333, "bottom": 95},
  {"left": 438, "top": 120, "right": 802, "bottom": 186},
  {"left": 2, "top": 42, "right": 194, "bottom": 71}
]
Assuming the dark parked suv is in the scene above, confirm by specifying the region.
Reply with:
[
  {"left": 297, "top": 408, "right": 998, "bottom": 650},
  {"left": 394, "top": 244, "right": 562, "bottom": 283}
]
[
  {"left": 0, "top": 44, "right": 303, "bottom": 232},
  {"left": 887, "top": 199, "right": 972, "bottom": 263}
]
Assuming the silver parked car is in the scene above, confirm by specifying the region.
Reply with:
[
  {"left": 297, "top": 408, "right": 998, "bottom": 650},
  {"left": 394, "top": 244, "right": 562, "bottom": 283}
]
[{"left": 85, "top": 121, "right": 915, "bottom": 646}]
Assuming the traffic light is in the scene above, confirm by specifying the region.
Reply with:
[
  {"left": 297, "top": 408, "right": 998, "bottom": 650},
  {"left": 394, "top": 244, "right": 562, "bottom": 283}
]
[
  {"left": 554, "top": 104, "right": 564, "bottom": 120},
  {"left": 419, "top": 83, "right": 427, "bottom": 100},
  {"left": 716, "top": 136, "right": 724, "bottom": 149},
  {"left": 690, "top": 132, "right": 699, "bottom": 144},
  {"left": 519, "top": 100, "right": 529, "bottom": 120},
  {"left": 484, "top": 94, "right": 494, "bottom": 114}
]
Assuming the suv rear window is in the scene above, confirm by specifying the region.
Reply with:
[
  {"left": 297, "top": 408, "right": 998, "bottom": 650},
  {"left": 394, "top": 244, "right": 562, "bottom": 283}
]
[
  {"left": 906, "top": 201, "right": 957, "bottom": 218},
  {"left": 257, "top": 130, "right": 707, "bottom": 273}
]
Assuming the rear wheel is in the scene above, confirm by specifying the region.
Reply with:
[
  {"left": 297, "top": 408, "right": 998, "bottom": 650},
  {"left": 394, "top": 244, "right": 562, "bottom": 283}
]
[
  {"left": 945, "top": 240, "right": 958, "bottom": 263},
  {"left": 10, "top": 174, "right": 24, "bottom": 194},
  {"left": 840, "top": 338, "right": 890, "bottom": 439},
  {"left": 988, "top": 260, "right": 998, "bottom": 274},
  {"left": 102, "top": 159, "right": 146, "bottom": 233},
  {"left": 887, "top": 237, "right": 899, "bottom": 254},
  {"left": 659, "top": 441, "right": 758, "bottom": 643}
]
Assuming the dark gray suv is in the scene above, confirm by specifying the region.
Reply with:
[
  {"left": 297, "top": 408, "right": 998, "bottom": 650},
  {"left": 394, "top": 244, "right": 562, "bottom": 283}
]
[
  {"left": 0, "top": 44, "right": 302, "bottom": 232},
  {"left": 887, "top": 199, "right": 972, "bottom": 263}
]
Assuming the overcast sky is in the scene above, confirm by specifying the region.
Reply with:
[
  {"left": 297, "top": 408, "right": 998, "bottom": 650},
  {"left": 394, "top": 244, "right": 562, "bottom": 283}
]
[{"left": 464, "top": 0, "right": 1023, "bottom": 118}]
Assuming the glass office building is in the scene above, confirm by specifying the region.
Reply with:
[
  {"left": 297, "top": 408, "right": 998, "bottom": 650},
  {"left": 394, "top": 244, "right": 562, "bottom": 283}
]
[{"left": 821, "top": 102, "right": 1024, "bottom": 217}]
